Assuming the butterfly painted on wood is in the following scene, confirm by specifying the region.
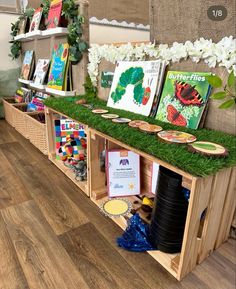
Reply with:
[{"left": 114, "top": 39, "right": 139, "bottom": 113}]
[
  {"left": 174, "top": 81, "right": 204, "bottom": 106},
  {"left": 167, "top": 104, "right": 187, "bottom": 127}
]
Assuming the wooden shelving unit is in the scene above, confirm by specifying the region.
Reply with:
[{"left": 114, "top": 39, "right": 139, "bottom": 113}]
[{"left": 44, "top": 106, "right": 236, "bottom": 280}]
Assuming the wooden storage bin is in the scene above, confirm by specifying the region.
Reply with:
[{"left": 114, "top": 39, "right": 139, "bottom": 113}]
[
  {"left": 11, "top": 103, "right": 31, "bottom": 138},
  {"left": 45, "top": 107, "right": 90, "bottom": 196},
  {"left": 26, "top": 112, "right": 48, "bottom": 155},
  {"left": 88, "top": 128, "right": 235, "bottom": 280},
  {"left": 2, "top": 97, "right": 25, "bottom": 127}
]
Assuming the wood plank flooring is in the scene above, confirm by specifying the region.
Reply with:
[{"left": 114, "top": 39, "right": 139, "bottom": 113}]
[{"left": 0, "top": 119, "right": 235, "bottom": 289}]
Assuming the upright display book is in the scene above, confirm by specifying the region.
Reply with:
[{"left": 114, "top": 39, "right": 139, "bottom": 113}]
[
  {"left": 54, "top": 118, "right": 86, "bottom": 160},
  {"left": 17, "top": 18, "right": 27, "bottom": 35},
  {"left": 47, "top": 43, "right": 70, "bottom": 90},
  {"left": 27, "top": 92, "right": 49, "bottom": 112},
  {"left": 156, "top": 71, "right": 212, "bottom": 129},
  {"left": 20, "top": 51, "right": 34, "bottom": 80},
  {"left": 29, "top": 7, "right": 43, "bottom": 32},
  {"left": 106, "top": 150, "right": 140, "bottom": 197},
  {"left": 33, "top": 59, "right": 50, "bottom": 85},
  {"left": 46, "top": 0, "right": 63, "bottom": 29},
  {"left": 107, "top": 60, "right": 163, "bottom": 116}
]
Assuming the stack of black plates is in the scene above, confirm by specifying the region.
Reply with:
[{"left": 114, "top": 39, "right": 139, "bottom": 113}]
[{"left": 150, "top": 166, "right": 189, "bottom": 253}]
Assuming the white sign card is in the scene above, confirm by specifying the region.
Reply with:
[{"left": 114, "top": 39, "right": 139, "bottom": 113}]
[
  {"left": 106, "top": 150, "right": 140, "bottom": 197},
  {"left": 107, "top": 60, "right": 161, "bottom": 116},
  {"left": 151, "top": 162, "right": 160, "bottom": 194}
]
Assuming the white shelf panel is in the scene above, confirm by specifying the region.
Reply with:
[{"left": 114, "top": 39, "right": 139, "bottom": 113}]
[
  {"left": 14, "top": 34, "right": 25, "bottom": 41},
  {"left": 41, "top": 27, "right": 69, "bottom": 38},
  {"left": 25, "top": 30, "right": 43, "bottom": 39},
  {"left": 18, "top": 78, "right": 32, "bottom": 85},
  {"left": 30, "top": 83, "right": 46, "bottom": 90},
  {"left": 46, "top": 87, "right": 76, "bottom": 97}
]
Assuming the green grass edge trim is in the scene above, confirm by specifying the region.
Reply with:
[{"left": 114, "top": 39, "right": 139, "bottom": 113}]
[{"left": 44, "top": 96, "right": 236, "bottom": 177}]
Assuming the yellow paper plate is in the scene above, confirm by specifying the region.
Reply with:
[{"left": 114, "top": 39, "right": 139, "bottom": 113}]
[{"left": 100, "top": 198, "right": 132, "bottom": 217}]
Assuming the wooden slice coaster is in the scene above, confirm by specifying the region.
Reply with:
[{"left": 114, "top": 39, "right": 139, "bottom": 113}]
[
  {"left": 188, "top": 141, "right": 228, "bottom": 157},
  {"left": 139, "top": 123, "right": 163, "bottom": 134},
  {"left": 157, "top": 130, "right": 197, "bottom": 144},
  {"left": 92, "top": 109, "right": 109, "bottom": 114},
  {"left": 128, "top": 120, "right": 149, "bottom": 128},
  {"left": 99, "top": 198, "right": 132, "bottom": 217},
  {"left": 101, "top": 113, "right": 119, "bottom": 119},
  {"left": 112, "top": 118, "right": 131, "bottom": 124}
]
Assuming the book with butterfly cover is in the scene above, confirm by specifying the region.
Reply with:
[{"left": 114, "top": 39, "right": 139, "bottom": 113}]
[
  {"left": 47, "top": 43, "right": 70, "bottom": 91},
  {"left": 46, "top": 0, "right": 63, "bottom": 29},
  {"left": 20, "top": 50, "right": 35, "bottom": 80},
  {"left": 155, "top": 71, "right": 212, "bottom": 129},
  {"left": 33, "top": 59, "right": 50, "bottom": 85},
  {"left": 29, "top": 7, "right": 43, "bottom": 32}
]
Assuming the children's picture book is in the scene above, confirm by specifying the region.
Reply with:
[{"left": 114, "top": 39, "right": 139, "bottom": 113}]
[
  {"left": 14, "top": 89, "right": 24, "bottom": 103},
  {"left": 17, "top": 18, "right": 27, "bottom": 35},
  {"left": 151, "top": 162, "right": 160, "bottom": 195},
  {"left": 155, "top": 71, "right": 212, "bottom": 129},
  {"left": 27, "top": 92, "right": 49, "bottom": 112},
  {"left": 33, "top": 59, "right": 50, "bottom": 85},
  {"left": 107, "top": 60, "right": 162, "bottom": 116},
  {"left": 29, "top": 7, "right": 43, "bottom": 32},
  {"left": 20, "top": 50, "right": 34, "bottom": 80},
  {"left": 47, "top": 43, "right": 70, "bottom": 90},
  {"left": 101, "top": 71, "right": 114, "bottom": 88},
  {"left": 106, "top": 150, "right": 140, "bottom": 197},
  {"left": 46, "top": 0, "right": 63, "bottom": 29},
  {"left": 54, "top": 118, "right": 86, "bottom": 160}
]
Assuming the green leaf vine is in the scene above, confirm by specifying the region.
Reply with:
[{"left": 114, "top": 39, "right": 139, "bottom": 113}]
[{"left": 206, "top": 71, "right": 236, "bottom": 109}]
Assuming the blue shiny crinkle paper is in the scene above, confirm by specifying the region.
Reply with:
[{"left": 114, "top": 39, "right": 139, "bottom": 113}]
[{"left": 117, "top": 214, "right": 154, "bottom": 252}]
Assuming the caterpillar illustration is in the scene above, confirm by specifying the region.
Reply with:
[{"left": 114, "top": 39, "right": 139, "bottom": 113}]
[{"left": 111, "top": 67, "right": 152, "bottom": 105}]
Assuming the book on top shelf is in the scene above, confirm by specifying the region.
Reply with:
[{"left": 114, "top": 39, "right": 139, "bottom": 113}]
[
  {"left": 107, "top": 60, "right": 166, "bottom": 116},
  {"left": 17, "top": 18, "right": 27, "bottom": 35},
  {"left": 46, "top": 0, "right": 63, "bottom": 29},
  {"left": 155, "top": 71, "right": 212, "bottom": 129},
  {"left": 47, "top": 43, "right": 71, "bottom": 91},
  {"left": 29, "top": 7, "right": 43, "bottom": 32},
  {"left": 33, "top": 59, "right": 50, "bottom": 85},
  {"left": 20, "top": 50, "right": 34, "bottom": 80},
  {"left": 106, "top": 150, "right": 140, "bottom": 197}
]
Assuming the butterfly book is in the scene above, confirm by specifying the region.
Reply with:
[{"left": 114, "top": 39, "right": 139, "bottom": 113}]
[
  {"left": 106, "top": 150, "right": 140, "bottom": 197},
  {"left": 47, "top": 43, "right": 71, "bottom": 91},
  {"left": 20, "top": 51, "right": 35, "bottom": 80},
  {"left": 46, "top": 0, "right": 63, "bottom": 29},
  {"left": 156, "top": 71, "right": 212, "bottom": 129},
  {"left": 33, "top": 59, "right": 50, "bottom": 85},
  {"left": 29, "top": 7, "right": 43, "bottom": 32},
  {"left": 107, "top": 60, "right": 163, "bottom": 116}
]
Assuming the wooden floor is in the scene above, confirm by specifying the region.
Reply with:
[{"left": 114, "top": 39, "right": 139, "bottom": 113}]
[{"left": 0, "top": 119, "right": 235, "bottom": 289}]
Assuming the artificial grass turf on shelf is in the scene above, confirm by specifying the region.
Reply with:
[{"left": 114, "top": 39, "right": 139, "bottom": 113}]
[{"left": 44, "top": 96, "right": 236, "bottom": 177}]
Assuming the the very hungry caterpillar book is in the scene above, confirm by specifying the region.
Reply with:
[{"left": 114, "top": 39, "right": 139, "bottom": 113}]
[
  {"left": 156, "top": 71, "right": 212, "bottom": 129},
  {"left": 47, "top": 43, "right": 70, "bottom": 90}
]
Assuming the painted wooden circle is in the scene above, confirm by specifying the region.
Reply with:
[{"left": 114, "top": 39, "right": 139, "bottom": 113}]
[
  {"left": 128, "top": 120, "right": 149, "bottom": 128},
  {"left": 92, "top": 109, "right": 109, "bottom": 114},
  {"left": 139, "top": 123, "right": 163, "bottom": 134},
  {"left": 188, "top": 141, "right": 228, "bottom": 157},
  {"left": 157, "top": 130, "right": 197, "bottom": 144},
  {"left": 100, "top": 199, "right": 132, "bottom": 217},
  {"left": 112, "top": 118, "right": 131, "bottom": 124},
  {"left": 101, "top": 113, "right": 119, "bottom": 119}
]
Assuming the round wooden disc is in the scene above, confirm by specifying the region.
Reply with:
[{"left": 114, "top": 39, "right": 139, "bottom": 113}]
[
  {"left": 128, "top": 120, "right": 149, "bottom": 128},
  {"left": 188, "top": 141, "right": 228, "bottom": 157},
  {"left": 101, "top": 113, "right": 119, "bottom": 119},
  {"left": 157, "top": 130, "right": 197, "bottom": 144},
  {"left": 139, "top": 123, "right": 163, "bottom": 134},
  {"left": 100, "top": 199, "right": 132, "bottom": 217},
  {"left": 92, "top": 109, "right": 109, "bottom": 114},
  {"left": 112, "top": 118, "right": 131, "bottom": 124}
]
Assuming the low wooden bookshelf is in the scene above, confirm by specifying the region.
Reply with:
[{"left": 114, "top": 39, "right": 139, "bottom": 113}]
[{"left": 44, "top": 106, "right": 235, "bottom": 280}]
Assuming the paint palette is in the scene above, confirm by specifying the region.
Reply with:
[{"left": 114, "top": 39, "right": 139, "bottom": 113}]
[
  {"left": 128, "top": 120, "right": 149, "bottom": 128},
  {"left": 112, "top": 118, "right": 131, "bottom": 124},
  {"left": 188, "top": 141, "right": 228, "bottom": 157},
  {"left": 101, "top": 113, "right": 119, "bottom": 119},
  {"left": 139, "top": 123, "right": 163, "bottom": 134},
  {"left": 100, "top": 198, "right": 132, "bottom": 217},
  {"left": 157, "top": 130, "right": 197, "bottom": 144}
]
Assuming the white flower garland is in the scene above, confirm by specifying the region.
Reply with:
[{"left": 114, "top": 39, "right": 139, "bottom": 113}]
[{"left": 88, "top": 36, "right": 236, "bottom": 86}]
